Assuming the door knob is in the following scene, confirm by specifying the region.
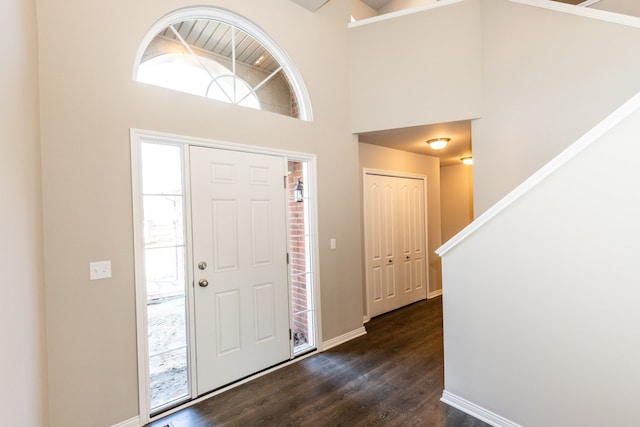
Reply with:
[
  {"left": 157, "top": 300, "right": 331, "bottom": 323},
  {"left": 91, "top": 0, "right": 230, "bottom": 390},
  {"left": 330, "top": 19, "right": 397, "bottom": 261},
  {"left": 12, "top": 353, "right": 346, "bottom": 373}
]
[
  {"left": 198, "top": 278, "right": 209, "bottom": 287},
  {"left": 198, "top": 261, "right": 207, "bottom": 270}
]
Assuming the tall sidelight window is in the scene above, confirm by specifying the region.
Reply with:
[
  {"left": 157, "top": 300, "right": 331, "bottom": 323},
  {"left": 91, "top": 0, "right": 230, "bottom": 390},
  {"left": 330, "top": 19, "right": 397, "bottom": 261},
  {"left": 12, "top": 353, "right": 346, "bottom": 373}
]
[
  {"left": 134, "top": 7, "right": 313, "bottom": 120},
  {"left": 140, "top": 143, "right": 189, "bottom": 412},
  {"left": 288, "top": 160, "right": 316, "bottom": 354}
]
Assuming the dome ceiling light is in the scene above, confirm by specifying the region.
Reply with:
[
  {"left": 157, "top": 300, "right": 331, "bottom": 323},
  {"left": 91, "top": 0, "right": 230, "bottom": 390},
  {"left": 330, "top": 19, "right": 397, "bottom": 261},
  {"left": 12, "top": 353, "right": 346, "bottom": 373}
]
[{"left": 426, "top": 138, "right": 450, "bottom": 150}]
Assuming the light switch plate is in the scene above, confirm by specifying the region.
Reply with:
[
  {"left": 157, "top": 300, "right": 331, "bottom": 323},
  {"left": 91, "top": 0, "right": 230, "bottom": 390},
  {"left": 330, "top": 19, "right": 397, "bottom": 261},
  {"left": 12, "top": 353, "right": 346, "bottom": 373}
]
[
  {"left": 330, "top": 238, "right": 336, "bottom": 250},
  {"left": 90, "top": 260, "right": 112, "bottom": 280}
]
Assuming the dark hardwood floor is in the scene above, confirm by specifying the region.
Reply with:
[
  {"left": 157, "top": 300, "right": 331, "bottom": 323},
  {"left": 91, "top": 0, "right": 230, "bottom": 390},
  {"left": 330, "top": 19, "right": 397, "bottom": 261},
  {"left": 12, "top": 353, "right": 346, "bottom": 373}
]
[{"left": 149, "top": 296, "right": 488, "bottom": 427}]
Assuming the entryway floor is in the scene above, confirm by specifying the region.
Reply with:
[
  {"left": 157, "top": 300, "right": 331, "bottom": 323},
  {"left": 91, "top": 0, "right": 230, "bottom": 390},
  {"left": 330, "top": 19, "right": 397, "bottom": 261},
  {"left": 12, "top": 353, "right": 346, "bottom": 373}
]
[{"left": 148, "top": 296, "right": 489, "bottom": 426}]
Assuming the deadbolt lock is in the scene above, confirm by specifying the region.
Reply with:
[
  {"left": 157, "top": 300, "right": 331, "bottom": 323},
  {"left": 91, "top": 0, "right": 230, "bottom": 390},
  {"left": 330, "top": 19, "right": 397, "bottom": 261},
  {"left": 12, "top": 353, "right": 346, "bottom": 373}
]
[{"left": 198, "top": 261, "right": 207, "bottom": 270}]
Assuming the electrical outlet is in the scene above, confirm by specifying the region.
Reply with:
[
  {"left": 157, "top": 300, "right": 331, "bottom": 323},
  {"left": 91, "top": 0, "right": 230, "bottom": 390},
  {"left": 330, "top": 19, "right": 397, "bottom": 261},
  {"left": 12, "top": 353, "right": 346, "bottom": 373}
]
[{"left": 89, "top": 260, "right": 112, "bottom": 280}]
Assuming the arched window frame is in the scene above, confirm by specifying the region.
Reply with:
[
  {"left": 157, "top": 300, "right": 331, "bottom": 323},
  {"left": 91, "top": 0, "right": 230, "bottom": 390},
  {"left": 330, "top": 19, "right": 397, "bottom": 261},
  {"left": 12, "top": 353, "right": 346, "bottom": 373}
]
[{"left": 133, "top": 6, "right": 313, "bottom": 122}]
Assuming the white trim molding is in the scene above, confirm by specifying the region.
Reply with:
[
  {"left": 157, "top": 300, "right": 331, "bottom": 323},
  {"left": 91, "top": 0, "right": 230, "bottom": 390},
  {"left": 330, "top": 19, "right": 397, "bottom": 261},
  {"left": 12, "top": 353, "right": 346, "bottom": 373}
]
[
  {"left": 428, "top": 289, "right": 442, "bottom": 299},
  {"left": 348, "top": 0, "right": 465, "bottom": 28},
  {"left": 322, "top": 327, "right": 367, "bottom": 351},
  {"left": 111, "top": 416, "right": 141, "bottom": 427},
  {"left": 441, "top": 391, "right": 522, "bottom": 427}
]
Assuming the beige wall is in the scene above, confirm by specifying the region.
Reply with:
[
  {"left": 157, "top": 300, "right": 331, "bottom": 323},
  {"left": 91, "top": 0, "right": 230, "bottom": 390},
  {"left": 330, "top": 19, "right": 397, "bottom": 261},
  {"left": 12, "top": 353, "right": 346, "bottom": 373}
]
[
  {"left": 0, "top": 0, "right": 49, "bottom": 425},
  {"left": 36, "top": 0, "right": 362, "bottom": 425},
  {"left": 473, "top": 0, "right": 640, "bottom": 213},
  {"left": 440, "top": 164, "right": 473, "bottom": 243},
  {"left": 349, "top": 0, "right": 482, "bottom": 133},
  {"left": 359, "top": 143, "right": 442, "bottom": 297}
]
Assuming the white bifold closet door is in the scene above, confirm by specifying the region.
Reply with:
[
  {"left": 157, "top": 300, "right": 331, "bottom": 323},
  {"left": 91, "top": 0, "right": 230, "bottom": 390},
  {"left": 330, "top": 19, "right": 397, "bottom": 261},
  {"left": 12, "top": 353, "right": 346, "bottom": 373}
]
[{"left": 364, "top": 173, "right": 427, "bottom": 318}]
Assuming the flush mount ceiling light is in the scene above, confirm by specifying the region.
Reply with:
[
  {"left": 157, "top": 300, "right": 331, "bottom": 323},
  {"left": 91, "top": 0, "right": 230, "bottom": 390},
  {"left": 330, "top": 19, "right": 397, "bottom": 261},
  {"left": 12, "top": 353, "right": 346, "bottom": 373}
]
[
  {"left": 461, "top": 157, "right": 473, "bottom": 165},
  {"left": 426, "top": 138, "right": 450, "bottom": 150}
]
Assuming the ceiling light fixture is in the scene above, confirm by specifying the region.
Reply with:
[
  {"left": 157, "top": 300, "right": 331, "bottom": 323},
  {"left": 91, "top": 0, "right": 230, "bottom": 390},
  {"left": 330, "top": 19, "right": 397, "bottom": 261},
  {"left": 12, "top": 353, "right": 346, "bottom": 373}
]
[
  {"left": 426, "top": 138, "right": 450, "bottom": 150},
  {"left": 461, "top": 157, "right": 473, "bottom": 165}
]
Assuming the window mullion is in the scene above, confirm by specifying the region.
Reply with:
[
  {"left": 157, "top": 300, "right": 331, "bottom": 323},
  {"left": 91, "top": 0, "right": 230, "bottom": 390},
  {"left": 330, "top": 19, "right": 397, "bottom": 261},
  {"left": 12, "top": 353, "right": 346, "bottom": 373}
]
[
  {"left": 236, "top": 66, "right": 282, "bottom": 106},
  {"left": 231, "top": 27, "right": 237, "bottom": 104}
]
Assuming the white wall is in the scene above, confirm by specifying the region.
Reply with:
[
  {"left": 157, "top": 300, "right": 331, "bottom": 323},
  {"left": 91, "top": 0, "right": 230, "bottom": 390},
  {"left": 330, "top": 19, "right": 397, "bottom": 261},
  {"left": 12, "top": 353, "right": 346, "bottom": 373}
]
[
  {"left": 349, "top": 0, "right": 483, "bottom": 133},
  {"left": 440, "top": 103, "right": 640, "bottom": 426},
  {"left": 359, "top": 143, "right": 442, "bottom": 295},
  {"left": 440, "top": 164, "right": 473, "bottom": 243},
  {"left": 473, "top": 0, "right": 640, "bottom": 214},
  {"left": 36, "top": 0, "right": 362, "bottom": 425},
  {"left": 0, "top": 0, "right": 49, "bottom": 425}
]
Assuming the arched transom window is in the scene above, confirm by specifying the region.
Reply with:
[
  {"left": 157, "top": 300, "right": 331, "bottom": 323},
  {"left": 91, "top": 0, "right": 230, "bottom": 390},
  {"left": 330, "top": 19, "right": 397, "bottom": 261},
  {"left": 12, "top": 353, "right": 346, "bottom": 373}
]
[{"left": 134, "top": 7, "right": 312, "bottom": 121}]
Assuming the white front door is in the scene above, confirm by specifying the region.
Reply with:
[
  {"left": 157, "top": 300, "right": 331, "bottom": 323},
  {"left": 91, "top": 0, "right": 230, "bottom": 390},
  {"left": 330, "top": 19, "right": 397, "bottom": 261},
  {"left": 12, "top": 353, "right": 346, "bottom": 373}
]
[
  {"left": 364, "top": 173, "right": 427, "bottom": 318},
  {"left": 190, "top": 146, "right": 290, "bottom": 395}
]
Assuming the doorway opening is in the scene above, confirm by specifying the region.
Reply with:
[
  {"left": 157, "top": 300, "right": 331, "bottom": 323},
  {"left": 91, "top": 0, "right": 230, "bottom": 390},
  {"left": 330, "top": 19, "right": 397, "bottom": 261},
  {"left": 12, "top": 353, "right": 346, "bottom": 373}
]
[{"left": 132, "top": 131, "right": 320, "bottom": 423}]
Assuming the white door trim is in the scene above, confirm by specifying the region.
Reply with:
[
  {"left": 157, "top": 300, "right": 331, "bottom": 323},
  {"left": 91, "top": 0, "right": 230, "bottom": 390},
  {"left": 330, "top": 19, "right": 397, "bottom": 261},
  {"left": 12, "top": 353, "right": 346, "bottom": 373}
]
[
  {"left": 130, "top": 128, "right": 322, "bottom": 424},
  {"left": 362, "top": 168, "right": 429, "bottom": 320}
]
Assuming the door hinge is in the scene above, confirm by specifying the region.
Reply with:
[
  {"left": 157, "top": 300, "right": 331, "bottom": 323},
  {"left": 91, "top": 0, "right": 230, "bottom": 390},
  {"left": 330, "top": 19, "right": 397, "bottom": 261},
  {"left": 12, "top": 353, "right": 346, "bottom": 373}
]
[
  {"left": 286, "top": 252, "right": 290, "bottom": 264},
  {"left": 289, "top": 328, "right": 292, "bottom": 340},
  {"left": 284, "top": 175, "right": 287, "bottom": 189}
]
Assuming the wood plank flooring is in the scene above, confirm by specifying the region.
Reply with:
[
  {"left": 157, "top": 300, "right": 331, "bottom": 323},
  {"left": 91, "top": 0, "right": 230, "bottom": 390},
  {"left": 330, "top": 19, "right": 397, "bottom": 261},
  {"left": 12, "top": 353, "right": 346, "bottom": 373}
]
[{"left": 148, "top": 296, "right": 488, "bottom": 427}]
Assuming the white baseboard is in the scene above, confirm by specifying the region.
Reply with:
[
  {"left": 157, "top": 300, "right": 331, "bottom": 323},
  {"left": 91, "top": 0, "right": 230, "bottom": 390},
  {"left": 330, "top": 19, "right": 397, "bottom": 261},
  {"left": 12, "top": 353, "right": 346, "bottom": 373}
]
[
  {"left": 428, "top": 289, "right": 442, "bottom": 298},
  {"left": 363, "top": 315, "right": 370, "bottom": 324},
  {"left": 111, "top": 416, "right": 140, "bottom": 427},
  {"left": 322, "top": 326, "right": 367, "bottom": 350},
  {"left": 441, "top": 391, "right": 522, "bottom": 427}
]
